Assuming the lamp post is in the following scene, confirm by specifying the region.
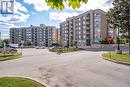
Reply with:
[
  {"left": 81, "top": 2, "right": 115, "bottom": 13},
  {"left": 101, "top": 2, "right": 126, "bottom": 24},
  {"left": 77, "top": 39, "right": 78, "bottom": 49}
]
[
  {"left": 3, "top": 42, "right": 6, "bottom": 57},
  {"left": 117, "top": 23, "right": 120, "bottom": 51},
  {"left": 31, "top": 42, "right": 33, "bottom": 47},
  {"left": 21, "top": 40, "right": 24, "bottom": 54},
  {"left": 117, "top": 13, "right": 123, "bottom": 54},
  {"left": 115, "top": 2, "right": 122, "bottom": 53}
]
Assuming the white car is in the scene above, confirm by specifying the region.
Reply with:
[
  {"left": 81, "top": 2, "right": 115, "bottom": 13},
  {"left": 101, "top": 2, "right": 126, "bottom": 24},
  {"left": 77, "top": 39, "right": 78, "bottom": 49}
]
[{"left": 35, "top": 46, "right": 45, "bottom": 49}]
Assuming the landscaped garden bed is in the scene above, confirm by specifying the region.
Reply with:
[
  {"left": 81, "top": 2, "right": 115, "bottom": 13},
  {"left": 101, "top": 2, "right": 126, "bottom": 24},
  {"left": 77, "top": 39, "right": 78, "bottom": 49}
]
[
  {"left": 0, "top": 50, "right": 22, "bottom": 61},
  {"left": 50, "top": 47, "right": 83, "bottom": 54}
]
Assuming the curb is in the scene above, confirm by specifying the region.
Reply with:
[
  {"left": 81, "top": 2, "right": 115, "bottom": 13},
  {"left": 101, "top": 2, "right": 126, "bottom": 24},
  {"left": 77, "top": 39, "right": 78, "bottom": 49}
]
[{"left": 100, "top": 53, "right": 130, "bottom": 66}]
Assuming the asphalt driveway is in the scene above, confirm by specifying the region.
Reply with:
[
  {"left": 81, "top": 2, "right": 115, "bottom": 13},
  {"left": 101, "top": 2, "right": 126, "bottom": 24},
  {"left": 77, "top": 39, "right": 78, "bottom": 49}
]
[{"left": 0, "top": 48, "right": 130, "bottom": 87}]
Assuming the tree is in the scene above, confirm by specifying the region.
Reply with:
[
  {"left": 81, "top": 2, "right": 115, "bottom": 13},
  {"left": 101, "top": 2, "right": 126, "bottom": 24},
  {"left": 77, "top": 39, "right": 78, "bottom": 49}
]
[
  {"left": 3, "top": 39, "right": 10, "bottom": 46},
  {"left": 0, "top": 39, "right": 2, "bottom": 47},
  {"left": 45, "top": 0, "right": 88, "bottom": 10},
  {"left": 100, "top": 38, "right": 109, "bottom": 44},
  {"left": 107, "top": 0, "right": 130, "bottom": 54}
]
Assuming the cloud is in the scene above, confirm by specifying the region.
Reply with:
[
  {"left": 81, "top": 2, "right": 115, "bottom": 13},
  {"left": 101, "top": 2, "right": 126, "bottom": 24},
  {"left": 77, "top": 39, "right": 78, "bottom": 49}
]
[
  {"left": 23, "top": 0, "right": 50, "bottom": 11},
  {"left": 49, "top": 0, "right": 113, "bottom": 22},
  {"left": 0, "top": 22, "right": 15, "bottom": 29},
  {"left": 23, "top": 0, "right": 113, "bottom": 12},
  {"left": 49, "top": 12, "right": 79, "bottom": 22},
  {"left": 15, "top": 1, "right": 28, "bottom": 13},
  {"left": 105, "top": 0, "right": 113, "bottom": 5},
  {"left": 0, "top": 33, "right": 10, "bottom": 39}
]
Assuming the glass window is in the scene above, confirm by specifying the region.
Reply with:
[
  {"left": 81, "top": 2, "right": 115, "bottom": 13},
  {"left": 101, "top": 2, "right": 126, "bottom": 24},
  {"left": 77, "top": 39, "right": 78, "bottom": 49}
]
[
  {"left": 83, "top": 31, "right": 86, "bottom": 34},
  {"left": 83, "top": 35, "right": 86, "bottom": 39},
  {"left": 83, "top": 16, "right": 86, "bottom": 20},
  {"left": 79, "top": 36, "right": 81, "bottom": 39},
  {"left": 78, "top": 18, "right": 80, "bottom": 21},
  {"left": 83, "top": 26, "right": 86, "bottom": 29},
  {"left": 94, "top": 13, "right": 100, "bottom": 17},
  {"left": 79, "top": 27, "right": 81, "bottom": 30},
  {"left": 83, "top": 21, "right": 85, "bottom": 25},
  {"left": 79, "top": 22, "right": 81, "bottom": 26}
]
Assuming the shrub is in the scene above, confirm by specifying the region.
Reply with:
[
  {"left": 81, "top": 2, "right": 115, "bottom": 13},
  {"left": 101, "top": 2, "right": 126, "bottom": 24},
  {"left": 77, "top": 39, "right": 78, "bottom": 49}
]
[{"left": 50, "top": 48, "right": 82, "bottom": 53}]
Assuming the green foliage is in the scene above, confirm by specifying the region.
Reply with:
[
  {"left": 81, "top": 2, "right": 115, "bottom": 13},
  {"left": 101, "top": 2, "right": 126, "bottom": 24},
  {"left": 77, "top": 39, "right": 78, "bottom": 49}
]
[
  {"left": 45, "top": 0, "right": 88, "bottom": 10},
  {"left": 0, "top": 39, "right": 10, "bottom": 47},
  {"left": 107, "top": 0, "right": 129, "bottom": 31},
  {"left": 0, "top": 39, "right": 2, "bottom": 47},
  {"left": 100, "top": 39, "right": 109, "bottom": 44},
  {"left": 0, "top": 77, "right": 46, "bottom": 87},
  {"left": 50, "top": 48, "right": 83, "bottom": 53},
  {"left": 10, "top": 50, "right": 17, "bottom": 55},
  {"left": 0, "top": 53, "right": 22, "bottom": 61},
  {"left": 119, "top": 35, "right": 128, "bottom": 44},
  {"left": 107, "top": 0, "right": 130, "bottom": 54}
]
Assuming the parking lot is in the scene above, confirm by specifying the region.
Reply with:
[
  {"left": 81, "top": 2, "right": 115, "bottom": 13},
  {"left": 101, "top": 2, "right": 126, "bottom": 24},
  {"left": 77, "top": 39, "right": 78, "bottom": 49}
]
[{"left": 0, "top": 48, "right": 130, "bottom": 87}]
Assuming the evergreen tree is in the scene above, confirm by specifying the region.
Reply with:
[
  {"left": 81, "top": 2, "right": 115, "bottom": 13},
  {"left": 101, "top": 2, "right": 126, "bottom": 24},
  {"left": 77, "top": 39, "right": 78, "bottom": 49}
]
[{"left": 107, "top": 0, "right": 130, "bottom": 54}]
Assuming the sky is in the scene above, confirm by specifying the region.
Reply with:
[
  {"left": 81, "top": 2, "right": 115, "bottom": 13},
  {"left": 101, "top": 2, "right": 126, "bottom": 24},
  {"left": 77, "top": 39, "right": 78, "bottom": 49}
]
[{"left": 0, "top": 0, "right": 113, "bottom": 39}]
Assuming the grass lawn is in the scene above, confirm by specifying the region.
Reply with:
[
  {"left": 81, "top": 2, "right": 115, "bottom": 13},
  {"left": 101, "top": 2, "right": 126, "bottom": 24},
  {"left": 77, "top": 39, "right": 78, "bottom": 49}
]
[
  {"left": 0, "top": 53, "right": 22, "bottom": 61},
  {"left": 0, "top": 77, "right": 46, "bottom": 87},
  {"left": 102, "top": 52, "right": 130, "bottom": 64}
]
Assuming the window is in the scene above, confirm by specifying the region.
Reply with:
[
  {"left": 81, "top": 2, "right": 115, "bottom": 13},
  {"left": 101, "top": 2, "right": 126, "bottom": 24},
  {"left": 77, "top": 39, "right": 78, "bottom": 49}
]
[
  {"left": 94, "top": 13, "right": 100, "bottom": 17},
  {"left": 79, "top": 22, "right": 81, "bottom": 26},
  {"left": 83, "top": 21, "right": 85, "bottom": 25},
  {"left": 83, "top": 35, "right": 86, "bottom": 39},
  {"left": 83, "top": 26, "right": 86, "bottom": 29},
  {"left": 83, "top": 16, "right": 85, "bottom": 20},
  {"left": 95, "top": 24, "right": 100, "bottom": 27},
  {"left": 79, "top": 36, "right": 81, "bottom": 39},
  {"left": 78, "top": 18, "right": 80, "bottom": 21},
  {"left": 83, "top": 31, "right": 86, "bottom": 34}
]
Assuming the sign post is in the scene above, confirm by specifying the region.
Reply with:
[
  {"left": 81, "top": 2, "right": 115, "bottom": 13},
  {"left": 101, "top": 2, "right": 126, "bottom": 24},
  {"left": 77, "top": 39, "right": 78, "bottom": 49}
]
[{"left": 107, "top": 36, "right": 113, "bottom": 59}]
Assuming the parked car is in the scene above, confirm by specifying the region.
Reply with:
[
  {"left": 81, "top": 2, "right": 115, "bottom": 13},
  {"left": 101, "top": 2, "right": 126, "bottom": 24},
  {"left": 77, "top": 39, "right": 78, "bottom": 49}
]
[
  {"left": 49, "top": 46, "right": 58, "bottom": 50},
  {"left": 6, "top": 47, "right": 17, "bottom": 51},
  {"left": 35, "top": 46, "right": 45, "bottom": 49}
]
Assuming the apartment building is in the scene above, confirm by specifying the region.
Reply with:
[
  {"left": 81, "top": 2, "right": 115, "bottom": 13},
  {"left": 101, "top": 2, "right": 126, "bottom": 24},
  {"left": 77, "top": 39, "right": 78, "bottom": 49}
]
[
  {"left": 46, "top": 26, "right": 58, "bottom": 47},
  {"left": 57, "top": 28, "right": 61, "bottom": 46},
  {"left": 10, "top": 24, "right": 58, "bottom": 47},
  {"left": 60, "top": 9, "right": 108, "bottom": 47}
]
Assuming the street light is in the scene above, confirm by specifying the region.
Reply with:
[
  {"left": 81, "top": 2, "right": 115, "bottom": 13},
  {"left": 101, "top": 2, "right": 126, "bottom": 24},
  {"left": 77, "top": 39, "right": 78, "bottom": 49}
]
[
  {"left": 21, "top": 40, "right": 24, "bottom": 54},
  {"left": 1, "top": 35, "right": 8, "bottom": 56},
  {"left": 3, "top": 42, "right": 6, "bottom": 57},
  {"left": 116, "top": 12, "right": 122, "bottom": 54}
]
